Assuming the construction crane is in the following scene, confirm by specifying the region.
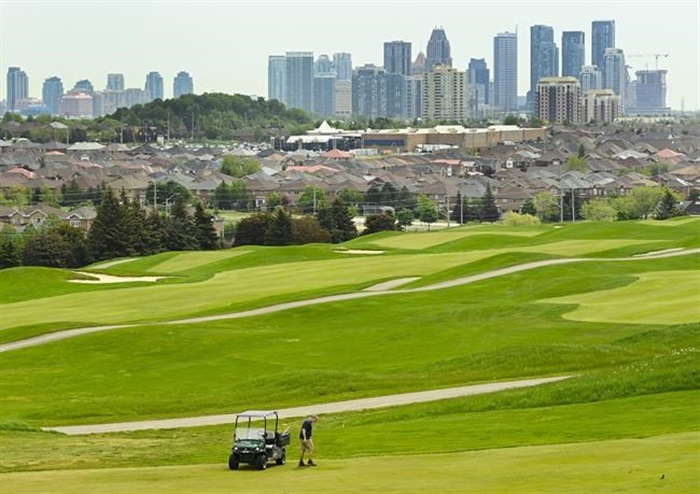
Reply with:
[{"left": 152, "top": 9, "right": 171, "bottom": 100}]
[{"left": 626, "top": 53, "right": 669, "bottom": 70}]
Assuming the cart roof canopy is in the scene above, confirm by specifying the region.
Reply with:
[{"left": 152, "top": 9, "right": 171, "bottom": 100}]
[{"left": 238, "top": 410, "right": 278, "bottom": 418}]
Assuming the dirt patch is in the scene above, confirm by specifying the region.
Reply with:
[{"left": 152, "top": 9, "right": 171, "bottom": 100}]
[{"left": 68, "top": 271, "right": 167, "bottom": 284}]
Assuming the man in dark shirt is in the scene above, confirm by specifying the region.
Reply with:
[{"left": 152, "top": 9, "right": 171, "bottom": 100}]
[{"left": 298, "top": 415, "right": 318, "bottom": 467}]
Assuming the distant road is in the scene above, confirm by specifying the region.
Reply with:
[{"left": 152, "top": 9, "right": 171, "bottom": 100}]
[
  {"left": 1, "top": 248, "right": 697, "bottom": 354},
  {"left": 44, "top": 376, "right": 572, "bottom": 435}
]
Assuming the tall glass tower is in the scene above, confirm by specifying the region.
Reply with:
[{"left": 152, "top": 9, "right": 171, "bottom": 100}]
[
  {"left": 107, "top": 73, "right": 125, "bottom": 91},
  {"left": 7, "top": 67, "right": 29, "bottom": 111},
  {"left": 592, "top": 20, "right": 615, "bottom": 76},
  {"left": 285, "top": 52, "right": 314, "bottom": 114},
  {"left": 529, "top": 25, "right": 559, "bottom": 107},
  {"left": 173, "top": 71, "right": 194, "bottom": 98},
  {"left": 493, "top": 32, "right": 518, "bottom": 113},
  {"left": 268, "top": 55, "right": 287, "bottom": 103},
  {"left": 561, "top": 31, "right": 585, "bottom": 78},
  {"left": 144, "top": 71, "right": 164, "bottom": 101},
  {"left": 425, "top": 27, "right": 452, "bottom": 70},
  {"left": 383, "top": 41, "right": 412, "bottom": 75},
  {"left": 42, "top": 76, "right": 64, "bottom": 115}
]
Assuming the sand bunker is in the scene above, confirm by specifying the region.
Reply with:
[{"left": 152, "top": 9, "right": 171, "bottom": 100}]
[
  {"left": 335, "top": 249, "right": 385, "bottom": 255},
  {"left": 69, "top": 271, "right": 167, "bottom": 284}
]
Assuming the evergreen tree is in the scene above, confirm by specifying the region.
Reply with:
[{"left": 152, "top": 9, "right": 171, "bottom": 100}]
[
  {"left": 363, "top": 212, "right": 397, "bottom": 234},
  {"left": 0, "top": 237, "right": 21, "bottom": 269},
  {"left": 234, "top": 213, "right": 272, "bottom": 246},
  {"left": 265, "top": 207, "right": 293, "bottom": 245},
  {"left": 88, "top": 187, "right": 131, "bottom": 261},
  {"left": 194, "top": 202, "right": 220, "bottom": 249},
  {"left": 22, "top": 229, "right": 73, "bottom": 267},
  {"left": 479, "top": 183, "right": 500, "bottom": 223},
  {"left": 329, "top": 198, "right": 357, "bottom": 243},
  {"left": 53, "top": 223, "right": 91, "bottom": 267},
  {"left": 144, "top": 209, "right": 167, "bottom": 254},
  {"left": 291, "top": 216, "right": 332, "bottom": 244},
  {"left": 165, "top": 195, "right": 198, "bottom": 250},
  {"left": 655, "top": 188, "right": 680, "bottom": 220},
  {"left": 521, "top": 197, "right": 537, "bottom": 216}
]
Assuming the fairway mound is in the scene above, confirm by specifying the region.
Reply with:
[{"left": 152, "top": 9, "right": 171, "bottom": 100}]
[
  {"left": 335, "top": 249, "right": 385, "bottom": 255},
  {"left": 633, "top": 248, "right": 684, "bottom": 257},
  {"left": 68, "top": 271, "right": 168, "bottom": 284}
]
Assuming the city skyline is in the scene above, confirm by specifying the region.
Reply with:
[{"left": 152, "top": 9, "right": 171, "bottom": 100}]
[{"left": 1, "top": 0, "right": 698, "bottom": 111}]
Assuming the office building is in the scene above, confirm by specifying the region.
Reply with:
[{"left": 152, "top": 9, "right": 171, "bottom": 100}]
[
  {"left": 425, "top": 27, "right": 452, "bottom": 70},
  {"left": 313, "top": 73, "right": 336, "bottom": 118},
  {"left": 562, "top": 31, "right": 585, "bottom": 78},
  {"left": 7, "top": 67, "right": 29, "bottom": 112},
  {"left": 592, "top": 20, "right": 615, "bottom": 78},
  {"left": 603, "top": 47, "right": 627, "bottom": 110},
  {"left": 633, "top": 70, "right": 668, "bottom": 113},
  {"left": 332, "top": 53, "right": 353, "bottom": 81},
  {"left": 422, "top": 65, "right": 468, "bottom": 122},
  {"left": 42, "top": 76, "right": 64, "bottom": 115},
  {"left": 384, "top": 41, "right": 412, "bottom": 76},
  {"left": 385, "top": 73, "right": 406, "bottom": 118},
  {"left": 412, "top": 52, "right": 427, "bottom": 74},
  {"left": 405, "top": 74, "right": 423, "bottom": 120},
  {"left": 107, "top": 73, "right": 125, "bottom": 91},
  {"left": 529, "top": 25, "right": 559, "bottom": 108},
  {"left": 73, "top": 79, "right": 94, "bottom": 93},
  {"left": 579, "top": 65, "right": 603, "bottom": 95},
  {"left": 173, "top": 71, "right": 194, "bottom": 98},
  {"left": 352, "top": 64, "right": 388, "bottom": 118},
  {"left": 467, "top": 58, "right": 490, "bottom": 119},
  {"left": 536, "top": 77, "right": 581, "bottom": 123},
  {"left": 145, "top": 71, "right": 164, "bottom": 102},
  {"left": 268, "top": 55, "right": 287, "bottom": 103},
  {"left": 583, "top": 89, "right": 620, "bottom": 123},
  {"left": 315, "top": 54, "right": 333, "bottom": 74},
  {"left": 285, "top": 52, "right": 314, "bottom": 114},
  {"left": 493, "top": 32, "right": 518, "bottom": 112},
  {"left": 334, "top": 80, "right": 352, "bottom": 119}
]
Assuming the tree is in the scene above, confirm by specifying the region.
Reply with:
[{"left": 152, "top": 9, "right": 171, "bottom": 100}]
[
  {"left": 265, "top": 207, "right": 293, "bottom": 245},
  {"left": 396, "top": 209, "right": 414, "bottom": 230},
  {"left": 654, "top": 188, "right": 681, "bottom": 220},
  {"left": 629, "top": 186, "right": 665, "bottom": 219},
  {"left": 417, "top": 195, "right": 438, "bottom": 230},
  {"left": 297, "top": 186, "right": 327, "bottom": 214},
  {"left": 145, "top": 180, "right": 192, "bottom": 206},
  {"left": 479, "top": 183, "right": 500, "bottom": 223},
  {"left": 0, "top": 236, "right": 21, "bottom": 269},
  {"left": 363, "top": 212, "right": 398, "bottom": 234},
  {"left": 566, "top": 156, "right": 587, "bottom": 172},
  {"left": 291, "top": 216, "right": 332, "bottom": 244},
  {"left": 502, "top": 212, "right": 541, "bottom": 227},
  {"left": 577, "top": 143, "right": 585, "bottom": 158},
  {"left": 193, "top": 202, "right": 220, "bottom": 249},
  {"left": 265, "top": 192, "right": 284, "bottom": 210},
  {"left": 521, "top": 197, "right": 537, "bottom": 216},
  {"left": 88, "top": 187, "right": 131, "bottom": 261},
  {"left": 580, "top": 199, "right": 617, "bottom": 222},
  {"left": 533, "top": 191, "right": 559, "bottom": 222},
  {"left": 22, "top": 229, "right": 73, "bottom": 267},
  {"left": 165, "top": 195, "right": 198, "bottom": 250},
  {"left": 234, "top": 213, "right": 272, "bottom": 246},
  {"left": 220, "top": 155, "right": 262, "bottom": 178}
]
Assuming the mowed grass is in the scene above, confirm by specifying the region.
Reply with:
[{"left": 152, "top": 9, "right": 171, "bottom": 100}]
[
  {"left": 543, "top": 271, "right": 700, "bottom": 325},
  {"left": 1, "top": 432, "right": 697, "bottom": 494},
  {"left": 146, "top": 250, "right": 251, "bottom": 274}
]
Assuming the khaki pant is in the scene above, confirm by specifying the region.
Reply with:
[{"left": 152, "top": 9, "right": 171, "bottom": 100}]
[{"left": 300, "top": 439, "right": 315, "bottom": 460}]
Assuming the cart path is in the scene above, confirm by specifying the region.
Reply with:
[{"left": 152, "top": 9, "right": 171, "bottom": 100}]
[
  {"left": 44, "top": 375, "right": 572, "bottom": 435},
  {"left": 1, "top": 248, "right": 698, "bottom": 354}
]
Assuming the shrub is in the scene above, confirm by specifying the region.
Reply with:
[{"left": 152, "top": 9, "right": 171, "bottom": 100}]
[{"left": 502, "top": 212, "right": 541, "bottom": 227}]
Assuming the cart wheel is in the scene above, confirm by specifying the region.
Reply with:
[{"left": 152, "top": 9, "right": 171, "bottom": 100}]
[
  {"left": 228, "top": 454, "right": 239, "bottom": 470},
  {"left": 256, "top": 454, "right": 268, "bottom": 470},
  {"left": 276, "top": 449, "right": 286, "bottom": 465}
]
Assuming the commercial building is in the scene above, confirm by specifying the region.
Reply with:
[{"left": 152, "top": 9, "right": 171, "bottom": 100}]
[
  {"left": 493, "top": 32, "right": 518, "bottom": 113},
  {"left": 285, "top": 52, "right": 314, "bottom": 114},
  {"left": 536, "top": 77, "right": 581, "bottom": 124},
  {"left": 425, "top": 27, "right": 452, "bottom": 70},
  {"left": 313, "top": 73, "right": 336, "bottom": 118},
  {"left": 144, "top": 71, "right": 164, "bottom": 102},
  {"left": 529, "top": 25, "right": 559, "bottom": 108},
  {"left": 42, "top": 76, "right": 64, "bottom": 115},
  {"left": 603, "top": 47, "right": 627, "bottom": 110},
  {"left": 107, "top": 73, "right": 125, "bottom": 91},
  {"left": 268, "top": 55, "right": 287, "bottom": 104},
  {"left": 332, "top": 53, "right": 353, "bottom": 81},
  {"left": 579, "top": 65, "right": 603, "bottom": 95},
  {"left": 561, "top": 31, "right": 585, "bottom": 78},
  {"left": 352, "top": 64, "right": 387, "bottom": 118},
  {"left": 592, "top": 20, "right": 615, "bottom": 79},
  {"left": 173, "top": 71, "right": 194, "bottom": 98},
  {"left": 334, "top": 80, "right": 352, "bottom": 119},
  {"left": 6, "top": 67, "right": 29, "bottom": 112},
  {"left": 384, "top": 41, "right": 412, "bottom": 76}
]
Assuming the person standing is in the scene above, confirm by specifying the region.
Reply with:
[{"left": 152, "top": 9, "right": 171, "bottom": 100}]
[{"left": 298, "top": 415, "right": 318, "bottom": 467}]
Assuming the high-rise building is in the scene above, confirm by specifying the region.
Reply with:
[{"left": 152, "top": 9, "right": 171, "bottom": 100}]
[
  {"left": 315, "top": 54, "right": 333, "bottom": 74},
  {"left": 73, "top": 79, "right": 94, "bottom": 93},
  {"left": 125, "top": 88, "right": 147, "bottom": 107},
  {"left": 334, "top": 80, "right": 352, "bottom": 119},
  {"left": 583, "top": 89, "right": 620, "bottom": 123},
  {"left": 579, "top": 65, "right": 603, "bottom": 95},
  {"left": 352, "top": 64, "right": 388, "bottom": 118},
  {"left": 425, "top": 27, "right": 452, "bottom": 70},
  {"left": 467, "top": 58, "right": 490, "bottom": 115},
  {"left": 384, "top": 41, "right": 412, "bottom": 76},
  {"left": 422, "top": 65, "right": 467, "bottom": 122},
  {"left": 268, "top": 55, "right": 287, "bottom": 104},
  {"left": 633, "top": 70, "right": 668, "bottom": 113},
  {"left": 173, "top": 71, "right": 194, "bottom": 98},
  {"left": 493, "top": 32, "right": 518, "bottom": 113},
  {"left": 144, "top": 71, "right": 164, "bottom": 102},
  {"left": 7, "top": 67, "right": 29, "bottom": 111},
  {"left": 562, "top": 31, "right": 585, "bottom": 78},
  {"left": 411, "top": 52, "right": 427, "bottom": 75},
  {"left": 385, "top": 73, "right": 406, "bottom": 118},
  {"left": 592, "top": 20, "right": 615, "bottom": 77},
  {"left": 59, "top": 91, "right": 93, "bottom": 119},
  {"left": 42, "top": 76, "right": 64, "bottom": 115},
  {"left": 536, "top": 77, "right": 581, "bottom": 123},
  {"left": 529, "top": 25, "right": 559, "bottom": 107},
  {"left": 285, "top": 52, "right": 314, "bottom": 114},
  {"left": 313, "top": 73, "right": 336, "bottom": 118},
  {"left": 332, "top": 53, "right": 352, "bottom": 81},
  {"left": 603, "top": 47, "right": 627, "bottom": 110},
  {"left": 99, "top": 90, "right": 125, "bottom": 116},
  {"left": 107, "top": 73, "right": 125, "bottom": 91},
  {"left": 405, "top": 74, "right": 423, "bottom": 120}
]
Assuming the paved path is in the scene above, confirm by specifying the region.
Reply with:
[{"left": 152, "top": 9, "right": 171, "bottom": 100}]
[
  {"left": 44, "top": 376, "right": 572, "bottom": 435},
  {"left": 2, "top": 248, "right": 698, "bottom": 354}
]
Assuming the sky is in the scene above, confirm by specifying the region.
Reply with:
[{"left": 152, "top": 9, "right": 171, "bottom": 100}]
[{"left": 1, "top": 0, "right": 698, "bottom": 111}]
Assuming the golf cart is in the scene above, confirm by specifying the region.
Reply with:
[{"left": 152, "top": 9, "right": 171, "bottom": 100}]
[{"left": 228, "top": 410, "right": 290, "bottom": 471}]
